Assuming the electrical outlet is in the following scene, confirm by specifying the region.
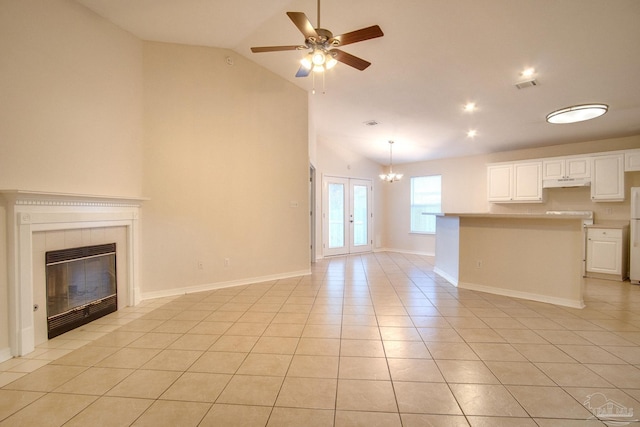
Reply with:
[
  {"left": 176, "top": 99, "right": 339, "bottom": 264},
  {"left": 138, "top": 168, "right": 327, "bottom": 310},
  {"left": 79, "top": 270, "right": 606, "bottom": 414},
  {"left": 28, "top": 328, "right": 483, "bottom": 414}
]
[
  {"left": 606, "top": 207, "right": 613, "bottom": 215},
  {"left": 197, "top": 260, "right": 203, "bottom": 270},
  {"left": 224, "top": 258, "right": 230, "bottom": 267},
  {"left": 476, "top": 260, "right": 482, "bottom": 269}
]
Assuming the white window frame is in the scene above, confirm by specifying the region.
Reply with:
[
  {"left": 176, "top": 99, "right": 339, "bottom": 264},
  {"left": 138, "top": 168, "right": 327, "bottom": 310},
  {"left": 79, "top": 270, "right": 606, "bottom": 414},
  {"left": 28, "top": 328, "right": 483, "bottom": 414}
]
[{"left": 410, "top": 175, "right": 442, "bottom": 234}]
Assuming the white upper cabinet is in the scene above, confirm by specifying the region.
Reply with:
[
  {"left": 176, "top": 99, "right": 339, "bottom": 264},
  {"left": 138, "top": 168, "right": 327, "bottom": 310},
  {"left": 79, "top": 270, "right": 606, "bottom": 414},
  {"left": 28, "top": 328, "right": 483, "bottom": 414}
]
[
  {"left": 488, "top": 161, "right": 542, "bottom": 203},
  {"left": 487, "top": 164, "right": 513, "bottom": 202},
  {"left": 591, "top": 154, "right": 625, "bottom": 202},
  {"left": 542, "top": 157, "right": 590, "bottom": 180},
  {"left": 625, "top": 149, "right": 640, "bottom": 171},
  {"left": 514, "top": 162, "right": 543, "bottom": 201}
]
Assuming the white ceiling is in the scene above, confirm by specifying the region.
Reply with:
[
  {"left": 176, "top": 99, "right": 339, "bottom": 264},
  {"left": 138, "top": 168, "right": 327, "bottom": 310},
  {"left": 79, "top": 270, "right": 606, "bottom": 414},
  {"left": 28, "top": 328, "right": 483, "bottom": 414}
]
[{"left": 76, "top": 0, "right": 640, "bottom": 165}]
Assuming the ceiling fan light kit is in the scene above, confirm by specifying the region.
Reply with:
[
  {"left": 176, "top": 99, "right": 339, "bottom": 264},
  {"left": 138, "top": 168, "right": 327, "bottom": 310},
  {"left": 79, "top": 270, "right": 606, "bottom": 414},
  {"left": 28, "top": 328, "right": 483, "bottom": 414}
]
[
  {"left": 546, "top": 103, "right": 608, "bottom": 124},
  {"left": 251, "top": 0, "right": 383, "bottom": 92},
  {"left": 300, "top": 49, "right": 337, "bottom": 72}
]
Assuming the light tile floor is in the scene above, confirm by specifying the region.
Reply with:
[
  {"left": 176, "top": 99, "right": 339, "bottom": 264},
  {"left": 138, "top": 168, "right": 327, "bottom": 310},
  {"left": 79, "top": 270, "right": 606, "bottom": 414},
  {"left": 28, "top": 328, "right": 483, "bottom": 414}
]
[{"left": 2, "top": 252, "right": 640, "bottom": 426}]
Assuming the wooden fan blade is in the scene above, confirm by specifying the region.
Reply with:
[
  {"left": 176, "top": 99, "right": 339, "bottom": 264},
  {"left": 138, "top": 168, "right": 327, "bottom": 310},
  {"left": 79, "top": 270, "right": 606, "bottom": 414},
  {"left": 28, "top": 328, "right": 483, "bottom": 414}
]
[
  {"left": 287, "top": 12, "right": 318, "bottom": 40},
  {"left": 295, "top": 66, "right": 311, "bottom": 78},
  {"left": 332, "top": 49, "right": 371, "bottom": 71},
  {"left": 251, "top": 45, "right": 303, "bottom": 53},
  {"left": 329, "top": 25, "right": 383, "bottom": 47}
]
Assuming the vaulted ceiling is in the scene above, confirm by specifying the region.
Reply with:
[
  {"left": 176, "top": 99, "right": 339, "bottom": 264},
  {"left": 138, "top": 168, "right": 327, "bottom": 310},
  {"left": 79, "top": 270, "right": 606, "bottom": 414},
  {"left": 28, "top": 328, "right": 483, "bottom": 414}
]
[{"left": 76, "top": 0, "right": 640, "bottom": 164}]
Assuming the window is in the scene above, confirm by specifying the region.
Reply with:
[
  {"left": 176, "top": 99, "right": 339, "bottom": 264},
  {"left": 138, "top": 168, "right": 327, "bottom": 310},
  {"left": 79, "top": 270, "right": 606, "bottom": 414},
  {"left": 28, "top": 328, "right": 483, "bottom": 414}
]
[{"left": 410, "top": 175, "right": 442, "bottom": 234}]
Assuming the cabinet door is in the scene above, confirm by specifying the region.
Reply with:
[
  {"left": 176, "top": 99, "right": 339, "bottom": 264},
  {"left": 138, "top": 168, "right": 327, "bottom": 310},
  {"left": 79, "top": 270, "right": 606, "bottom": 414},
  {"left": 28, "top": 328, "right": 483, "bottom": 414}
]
[
  {"left": 566, "top": 157, "right": 590, "bottom": 178},
  {"left": 513, "top": 162, "right": 542, "bottom": 201},
  {"left": 542, "top": 159, "right": 564, "bottom": 180},
  {"left": 591, "top": 154, "right": 624, "bottom": 202},
  {"left": 625, "top": 149, "right": 640, "bottom": 172},
  {"left": 587, "top": 237, "right": 621, "bottom": 275},
  {"left": 487, "top": 164, "right": 513, "bottom": 202}
]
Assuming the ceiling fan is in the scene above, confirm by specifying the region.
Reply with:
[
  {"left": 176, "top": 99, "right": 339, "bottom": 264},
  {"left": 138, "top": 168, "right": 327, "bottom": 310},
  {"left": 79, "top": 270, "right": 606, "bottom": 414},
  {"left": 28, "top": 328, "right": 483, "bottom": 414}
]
[{"left": 250, "top": 0, "right": 384, "bottom": 77}]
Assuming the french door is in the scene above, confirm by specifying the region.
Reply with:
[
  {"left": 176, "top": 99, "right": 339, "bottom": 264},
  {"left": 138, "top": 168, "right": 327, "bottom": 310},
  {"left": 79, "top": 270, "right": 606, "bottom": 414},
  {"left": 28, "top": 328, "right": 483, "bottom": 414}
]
[{"left": 322, "top": 176, "right": 372, "bottom": 256}]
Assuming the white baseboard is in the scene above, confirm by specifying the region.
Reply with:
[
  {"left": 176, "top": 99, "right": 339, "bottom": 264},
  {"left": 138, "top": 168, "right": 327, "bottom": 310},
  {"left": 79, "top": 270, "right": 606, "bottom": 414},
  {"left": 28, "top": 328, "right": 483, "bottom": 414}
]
[
  {"left": 458, "top": 281, "right": 585, "bottom": 309},
  {"left": 433, "top": 268, "right": 459, "bottom": 287},
  {"left": 0, "top": 347, "right": 12, "bottom": 363},
  {"left": 140, "top": 269, "right": 311, "bottom": 301},
  {"left": 315, "top": 249, "right": 434, "bottom": 259},
  {"left": 374, "top": 248, "right": 434, "bottom": 256}
]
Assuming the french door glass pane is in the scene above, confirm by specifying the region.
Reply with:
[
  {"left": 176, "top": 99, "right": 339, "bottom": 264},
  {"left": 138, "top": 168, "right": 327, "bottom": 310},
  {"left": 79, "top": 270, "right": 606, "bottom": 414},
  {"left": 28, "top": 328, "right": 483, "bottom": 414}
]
[
  {"left": 328, "top": 183, "right": 345, "bottom": 248},
  {"left": 353, "top": 184, "right": 368, "bottom": 246}
]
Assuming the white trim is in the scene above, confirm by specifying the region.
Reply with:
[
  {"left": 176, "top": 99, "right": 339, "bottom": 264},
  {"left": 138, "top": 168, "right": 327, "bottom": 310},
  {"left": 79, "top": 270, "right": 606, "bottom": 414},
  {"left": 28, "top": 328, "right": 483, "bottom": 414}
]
[
  {"left": 457, "top": 280, "right": 585, "bottom": 309},
  {"left": 141, "top": 269, "right": 311, "bottom": 301},
  {"left": 433, "top": 268, "right": 459, "bottom": 286},
  {"left": 374, "top": 247, "right": 434, "bottom": 257}
]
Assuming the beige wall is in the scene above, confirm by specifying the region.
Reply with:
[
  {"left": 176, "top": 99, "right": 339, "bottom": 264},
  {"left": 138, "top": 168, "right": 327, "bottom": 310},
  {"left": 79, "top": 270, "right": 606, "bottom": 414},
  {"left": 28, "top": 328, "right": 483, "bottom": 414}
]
[
  {"left": 382, "top": 155, "right": 488, "bottom": 254},
  {"left": 141, "top": 42, "right": 310, "bottom": 296},
  {"left": 380, "top": 135, "right": 640, "bottom": 255},
  {"left": 458, "top": 217, "right": 585, "bottom": 307},
  {"left": 0, "top": 0, "right": 144, "bottom": 196}
]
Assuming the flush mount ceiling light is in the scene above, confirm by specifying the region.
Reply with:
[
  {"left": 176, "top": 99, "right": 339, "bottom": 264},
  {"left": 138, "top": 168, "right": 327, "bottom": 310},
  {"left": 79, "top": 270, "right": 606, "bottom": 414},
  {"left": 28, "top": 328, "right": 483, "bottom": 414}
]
[
  {"left": 467, "top": 129, "right": 478, "bottom": 138},
  {"left": 546, "top": 103, "right": 609, "bottom": 124},
  {"left": 464, "top": 102, "right": 476, "bottom": 112},
  {"left": 379, "top": 140, "right": 403, "bottom": 183}
]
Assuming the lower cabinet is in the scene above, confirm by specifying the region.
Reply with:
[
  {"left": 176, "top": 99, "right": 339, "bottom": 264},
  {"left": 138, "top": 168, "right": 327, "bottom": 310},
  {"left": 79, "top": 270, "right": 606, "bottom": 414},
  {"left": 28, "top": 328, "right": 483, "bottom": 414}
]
[{"left": 586, "top": 226, "right": 629, "bottom": 281}]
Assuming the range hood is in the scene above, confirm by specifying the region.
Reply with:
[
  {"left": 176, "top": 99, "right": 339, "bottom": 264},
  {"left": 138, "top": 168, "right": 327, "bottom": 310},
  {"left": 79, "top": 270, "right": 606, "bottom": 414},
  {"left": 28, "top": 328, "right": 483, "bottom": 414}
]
[{"left": 542, "top": 177, "right": 591, "bottom": 188}]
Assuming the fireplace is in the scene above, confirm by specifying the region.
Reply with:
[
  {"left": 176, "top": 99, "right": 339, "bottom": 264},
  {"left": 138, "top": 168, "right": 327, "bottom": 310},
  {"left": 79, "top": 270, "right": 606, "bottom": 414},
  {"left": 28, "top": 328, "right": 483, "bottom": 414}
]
[
  {"left": 0, "top": 190, "right": 143, "bottom": 358},
  {"left": 46, "top": 243, "right": 118, "bottom": 338}
]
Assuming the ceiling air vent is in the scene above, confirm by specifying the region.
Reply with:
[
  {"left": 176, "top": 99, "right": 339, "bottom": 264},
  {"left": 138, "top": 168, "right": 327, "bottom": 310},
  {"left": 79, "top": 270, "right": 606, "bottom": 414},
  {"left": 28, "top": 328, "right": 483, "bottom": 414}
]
[{"left": 515, "top": 79, "right": 539, "bottom": 90}]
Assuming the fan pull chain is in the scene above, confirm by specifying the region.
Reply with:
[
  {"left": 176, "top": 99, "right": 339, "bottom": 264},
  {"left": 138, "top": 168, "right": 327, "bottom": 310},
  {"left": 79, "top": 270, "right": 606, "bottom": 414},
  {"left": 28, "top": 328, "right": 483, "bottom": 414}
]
[
  {"left": 322, "top": 70, "right": 326, "bottom": 94},
  {"left": 312, "top": 72, "right": 316, "bottom": 95}
]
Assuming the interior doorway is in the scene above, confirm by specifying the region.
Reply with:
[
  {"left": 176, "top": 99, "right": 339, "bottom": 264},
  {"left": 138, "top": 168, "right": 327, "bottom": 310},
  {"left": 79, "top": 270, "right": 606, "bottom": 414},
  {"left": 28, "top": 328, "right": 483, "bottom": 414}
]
[{"left": 322, "top": 176, "right": 373, "bottom": 256}]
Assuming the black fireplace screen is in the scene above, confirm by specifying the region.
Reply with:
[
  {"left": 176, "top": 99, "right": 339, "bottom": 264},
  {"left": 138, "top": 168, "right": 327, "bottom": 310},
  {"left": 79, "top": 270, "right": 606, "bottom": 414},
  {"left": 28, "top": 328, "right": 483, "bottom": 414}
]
[{"left": 46, "top": 243, "right": 117, "bottom": 338}]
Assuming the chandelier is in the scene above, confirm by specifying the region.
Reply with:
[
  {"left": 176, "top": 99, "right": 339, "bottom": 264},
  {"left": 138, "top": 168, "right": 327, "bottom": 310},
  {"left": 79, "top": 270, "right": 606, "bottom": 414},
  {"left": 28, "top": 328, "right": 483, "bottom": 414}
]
[{"left": 379, "top": 140, "right": 403, "bottom": 183}]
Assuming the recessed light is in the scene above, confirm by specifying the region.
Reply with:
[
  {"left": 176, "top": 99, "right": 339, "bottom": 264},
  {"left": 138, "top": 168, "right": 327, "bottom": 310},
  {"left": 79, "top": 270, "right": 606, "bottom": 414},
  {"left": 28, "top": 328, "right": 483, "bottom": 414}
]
[
  {"left": 464, "top": 102, "right": 476, "bottom": 112},
  {"left": 467, "top": 129, "right": 478, "bottom": 138},
  {"left": 521, "top": 67, "right": 535, "bottom": 78}
]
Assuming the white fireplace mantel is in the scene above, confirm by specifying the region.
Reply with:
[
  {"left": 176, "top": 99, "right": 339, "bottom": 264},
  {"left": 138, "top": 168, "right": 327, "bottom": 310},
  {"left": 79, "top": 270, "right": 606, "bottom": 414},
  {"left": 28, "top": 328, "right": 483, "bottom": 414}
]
[{"left": 1, "top": 190, "right": 146, "bottom": 357}]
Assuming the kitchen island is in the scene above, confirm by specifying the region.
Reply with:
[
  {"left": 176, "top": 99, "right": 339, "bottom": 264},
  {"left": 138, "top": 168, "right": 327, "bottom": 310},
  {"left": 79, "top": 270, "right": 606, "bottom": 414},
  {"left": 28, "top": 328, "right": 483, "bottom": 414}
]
[{"left": 435, "top": 213, "right": 591, "bottom": 308}]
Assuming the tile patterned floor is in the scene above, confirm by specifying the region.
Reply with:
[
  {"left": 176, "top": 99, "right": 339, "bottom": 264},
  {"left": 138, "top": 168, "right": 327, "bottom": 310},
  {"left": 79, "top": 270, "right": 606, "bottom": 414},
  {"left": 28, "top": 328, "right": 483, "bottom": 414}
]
[{"left": 2, "top": 252, "right": 640, "bottom": 426}]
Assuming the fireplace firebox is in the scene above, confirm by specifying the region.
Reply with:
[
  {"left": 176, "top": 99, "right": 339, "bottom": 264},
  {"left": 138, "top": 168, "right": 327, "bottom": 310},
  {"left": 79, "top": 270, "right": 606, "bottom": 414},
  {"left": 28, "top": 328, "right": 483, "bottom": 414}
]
[{"left": 45, "top": 243, "right": 117, "bottom": 338}]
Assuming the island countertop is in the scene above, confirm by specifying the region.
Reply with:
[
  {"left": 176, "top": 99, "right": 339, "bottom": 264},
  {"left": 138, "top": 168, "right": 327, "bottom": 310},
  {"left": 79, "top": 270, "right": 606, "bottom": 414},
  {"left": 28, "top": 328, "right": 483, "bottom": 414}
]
[{"left": 438, "top": 212, "right": 593, "bottom": 220}]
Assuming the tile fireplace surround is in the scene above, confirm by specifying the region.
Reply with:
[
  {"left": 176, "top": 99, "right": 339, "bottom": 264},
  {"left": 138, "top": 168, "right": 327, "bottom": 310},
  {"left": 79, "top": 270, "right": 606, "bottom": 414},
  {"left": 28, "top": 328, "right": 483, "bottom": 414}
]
[{"left": 0, "top": 191, "right": 144, "bottom": 359}]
